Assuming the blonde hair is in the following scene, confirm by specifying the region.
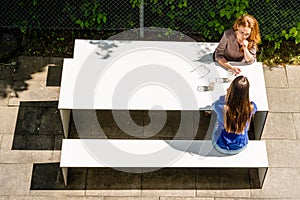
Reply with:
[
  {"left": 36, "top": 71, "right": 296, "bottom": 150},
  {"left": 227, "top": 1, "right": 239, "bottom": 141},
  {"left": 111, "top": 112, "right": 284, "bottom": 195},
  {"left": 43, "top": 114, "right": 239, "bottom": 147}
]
[
  {"left": 233, "top": 14, "right": 261, "bottom": 50},
  {"left": 224, "top": 76, "right": 252, "bottom": 134}
]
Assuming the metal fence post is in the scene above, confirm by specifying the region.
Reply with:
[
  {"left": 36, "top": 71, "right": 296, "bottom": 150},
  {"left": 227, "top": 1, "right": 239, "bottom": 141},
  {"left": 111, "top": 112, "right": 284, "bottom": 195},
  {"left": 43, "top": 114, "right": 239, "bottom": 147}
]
[{"left": 139, "top": 0, "right": 144, "bottom": 38}]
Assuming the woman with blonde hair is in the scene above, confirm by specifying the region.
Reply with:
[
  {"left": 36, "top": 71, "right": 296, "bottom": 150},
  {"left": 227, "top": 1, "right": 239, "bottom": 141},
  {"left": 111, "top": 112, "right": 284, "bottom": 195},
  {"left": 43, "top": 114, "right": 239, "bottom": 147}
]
[
  {"left": 212, "top": 75, "right": 257, "bottom": 154},
  {"left": 214, "top": 14, "right": 261, "bottom": 74}
]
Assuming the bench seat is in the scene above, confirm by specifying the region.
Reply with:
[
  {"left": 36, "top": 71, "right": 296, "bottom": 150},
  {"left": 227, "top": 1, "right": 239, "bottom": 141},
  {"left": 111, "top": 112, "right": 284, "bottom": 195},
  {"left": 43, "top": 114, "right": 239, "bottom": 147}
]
[{"left": 60, "top": 139, "right": 268, "bottom": 187}]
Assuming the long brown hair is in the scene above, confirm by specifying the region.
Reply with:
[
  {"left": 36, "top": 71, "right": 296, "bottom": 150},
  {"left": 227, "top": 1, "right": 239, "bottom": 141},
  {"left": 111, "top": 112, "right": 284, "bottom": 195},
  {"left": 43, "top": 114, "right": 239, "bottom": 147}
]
[
  {"left": 233, "top": 14, "right": 261, "bottom": 50},
  {"left": 224, "top": 76, "right": 252, "bottom": 134}
]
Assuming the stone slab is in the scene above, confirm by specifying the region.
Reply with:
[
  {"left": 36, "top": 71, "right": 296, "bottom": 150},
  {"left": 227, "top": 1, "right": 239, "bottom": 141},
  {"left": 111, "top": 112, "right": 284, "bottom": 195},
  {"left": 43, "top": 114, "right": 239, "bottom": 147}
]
[
  {"left": 0, "top": 133, "right": 14, "bottom": 151},
  {"left": 46, "top": 65, "right": 62, "bottom": 86},
  {"left": 143, "top": 111, "right": 196, "bottom": 139},
  {"left": 293, "top": 113, "right": 300, "bottom": 139},
  {"left": 266, "top": 140, "right": 300, "bottom": 167},
  {"left": 14, "top": 56, "right": 51, "bottom": 81},
  {"left": 0, "top": 106, "right": 18, "bottom": 134},
  {"left": 9, "top": 196, "right": 67, "bottom": 200},
  {"left": 85, "top": 190, "right": 141, "bottom": 196},
  {"left": 161, "top": 198, "right": 213, "bottom": 200},
  {"left": 0, "top": 164, "right": 32, "bottom": 195},
  {"left": 250, "top": 168, "right": 300, "bottom": 199},
  {"left": 49, "top": 57, "right": 64, "bottom": 66},
  {"left": 86, "top": 168, "right": 141, "bottom": 190},
  {"left": 215, "top": 198, "right": 291, "bottom": 200},
  {"left": 0, "top": 151, "right": 53, "bottom": 163},
  {"left": 263, "top": 66, "right": 288, "bottom": 88},
  {"left": 196, "top": 190, "right": 251, "bottom": 198},
  {"left": 28, "top": 191, "right": 85, "bottom": 196},
  {"left": 66, "top": 197, "right": 102, "bottom": 200},
  {"left": 90, "top": 110, "right": 144, "bottom": 139},
  {"left": 104, "top": 197, "right": 158, "bottom": 200},
  {"left": 141, "top": 168, "right": 195, "bottom": 191},
  {"left": 0, "top": 80, "right": 13, "bottom": 106},
  {"left": 52, "top": 150, "right": 61, "bottom": 162},
  {"left": 262, "top": 113, "right": 296, "bottom": 139},
  {"left": 267, "top": 88, "right": 300, "bottom": 112},
  {"left": 195, "top": 168, "right": 251, "bottom": 198},
  {"left": 8, "top": 80, "right": 59, "bottom": 106},
  {"left": 141, "top": 190, "right": 196, "bottom": 197},
  {"left": 286, "top": 65, "right": 300, "bottom": 88}
]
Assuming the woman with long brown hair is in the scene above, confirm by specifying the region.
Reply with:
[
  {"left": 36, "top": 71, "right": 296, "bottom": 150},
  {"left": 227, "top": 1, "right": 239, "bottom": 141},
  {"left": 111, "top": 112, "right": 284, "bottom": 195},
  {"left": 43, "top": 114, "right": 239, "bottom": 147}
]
[
  {"left": 214, "top": 14, "right": 261, "bottom": 75},
  {"left": 212, "top": 75, "right": 257, "bottom": 154}
]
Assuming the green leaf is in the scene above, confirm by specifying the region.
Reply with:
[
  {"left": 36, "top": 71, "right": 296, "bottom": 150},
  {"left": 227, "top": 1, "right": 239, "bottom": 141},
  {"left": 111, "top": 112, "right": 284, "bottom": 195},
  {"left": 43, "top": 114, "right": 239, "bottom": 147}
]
[
  {"left": 220, "top": 9, "right": 226, "bottom": 17},
  {"left": 208, "top": 21, "right": 214, "bottom": 27},
  {"left": 226, "top": 13, "right": 231, "bottom": 20},
  {"left": 209, "top": 11, "right": 215, "bottom": 18},
  {"left": 220, "top": 25, "right": 225, "bottom": 32},
  {"left": 97, "top": 16, "right": 101, "bottom": 24},
  {"left": 290, "top": 27, "right": 297, "bottom": 34},
  {"left": 75, "top": 20, "right": 82, "bottom": 24},
  {"left": 80, "top": 21, "right": 84, "bottom": 28},
  {"left": 103, "top": 16, "right": 107, "bottom": 23},
  {"left": 285, "top": 34, "right": 289, "bottom": 40}
]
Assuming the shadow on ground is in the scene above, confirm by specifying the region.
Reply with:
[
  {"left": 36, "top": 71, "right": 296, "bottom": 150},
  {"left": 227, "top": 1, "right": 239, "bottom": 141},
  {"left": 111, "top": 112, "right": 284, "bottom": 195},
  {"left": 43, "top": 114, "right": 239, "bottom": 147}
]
[
  {"left": 30, "top": 163, "right": 261, "bottom": 190},
  {"left": 12, "top": 104, "right": 213, "bottom": 150},
  {"left": 46, "top": 65, "right": 62, "bottom": 86},
  {"left": 0, "top": 56, "right": 54, "bottom": 100}
]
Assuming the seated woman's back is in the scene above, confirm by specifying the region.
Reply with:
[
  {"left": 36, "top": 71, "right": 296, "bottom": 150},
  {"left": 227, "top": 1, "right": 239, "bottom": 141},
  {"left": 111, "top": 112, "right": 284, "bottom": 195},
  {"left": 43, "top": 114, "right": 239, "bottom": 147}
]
[{"left": 212, "top": 76, "right": 257, "bottom": 154}]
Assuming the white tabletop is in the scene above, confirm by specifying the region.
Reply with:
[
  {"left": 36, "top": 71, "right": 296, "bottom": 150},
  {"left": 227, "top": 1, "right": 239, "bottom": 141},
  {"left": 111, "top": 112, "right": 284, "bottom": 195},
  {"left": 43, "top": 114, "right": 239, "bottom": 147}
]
[{"left": 58, "top": 40, "right": 268, "bottom": 111}]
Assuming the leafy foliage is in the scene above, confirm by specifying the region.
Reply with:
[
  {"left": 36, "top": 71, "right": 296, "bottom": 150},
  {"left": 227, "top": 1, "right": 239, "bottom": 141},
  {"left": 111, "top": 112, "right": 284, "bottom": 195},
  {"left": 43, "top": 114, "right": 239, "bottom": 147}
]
[{"left": 65, "top": 0, "right": 107, "bottom": 30}]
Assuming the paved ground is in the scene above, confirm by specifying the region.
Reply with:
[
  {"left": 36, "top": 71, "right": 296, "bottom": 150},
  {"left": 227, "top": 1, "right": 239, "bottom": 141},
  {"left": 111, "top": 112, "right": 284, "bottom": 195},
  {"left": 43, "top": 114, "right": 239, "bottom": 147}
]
[{"left": 0, "top": 56, "right": 300, "bottom": 199}]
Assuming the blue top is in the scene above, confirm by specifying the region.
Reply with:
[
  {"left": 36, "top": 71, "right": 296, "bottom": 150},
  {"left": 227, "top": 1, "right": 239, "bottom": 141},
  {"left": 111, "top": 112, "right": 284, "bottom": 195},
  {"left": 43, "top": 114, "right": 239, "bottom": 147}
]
[{"left": 212, "top": 95, "right": 257, "bottom": 151}]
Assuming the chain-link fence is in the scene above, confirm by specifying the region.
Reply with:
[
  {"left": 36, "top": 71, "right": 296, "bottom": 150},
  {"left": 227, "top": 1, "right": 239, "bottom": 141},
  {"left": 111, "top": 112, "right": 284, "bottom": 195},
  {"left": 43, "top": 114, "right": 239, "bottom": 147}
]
[{"left": 0, "top": 0, "right": 299, "bottom": 40}]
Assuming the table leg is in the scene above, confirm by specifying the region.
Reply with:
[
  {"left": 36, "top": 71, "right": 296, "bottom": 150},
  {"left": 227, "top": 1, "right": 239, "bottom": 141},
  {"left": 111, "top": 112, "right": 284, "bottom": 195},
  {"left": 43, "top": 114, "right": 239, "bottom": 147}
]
[
  {"left": 258, "top": 167, "right": 268, "bottom": 188},
  {"left": 62, "top": 167, "right": 68, "bottom": 186},
  {"left": 60, "top": 109, "right": 71, "bottom": 139},
  {"left": 253, "top": 111, "right": 268, "bottom": 140}
]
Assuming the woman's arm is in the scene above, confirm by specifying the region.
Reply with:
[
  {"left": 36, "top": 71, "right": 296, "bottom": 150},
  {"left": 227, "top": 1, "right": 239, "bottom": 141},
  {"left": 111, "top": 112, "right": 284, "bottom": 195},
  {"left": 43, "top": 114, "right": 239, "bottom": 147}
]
[
  {"left": 217, "top": 58, "right": 241, "bottom": 74},
  {"left": 241, "top": 40, "right": 256, "bottom": 64},
  {"left": 215, "top": 32, "right": 241, "bottom": 74}
]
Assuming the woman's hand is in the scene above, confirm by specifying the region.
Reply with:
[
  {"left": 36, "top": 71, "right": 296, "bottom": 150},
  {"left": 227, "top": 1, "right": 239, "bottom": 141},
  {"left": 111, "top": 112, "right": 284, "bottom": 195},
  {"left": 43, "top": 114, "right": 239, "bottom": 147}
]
[
  {"left": 218, "top": 58, "right": 241, "bottom": 75},
  {"left": 231, "top": 66, "right": 241, "bottom": 75},
  {"left": 240, "top": 40, "right": 249, "bottom": 49}
]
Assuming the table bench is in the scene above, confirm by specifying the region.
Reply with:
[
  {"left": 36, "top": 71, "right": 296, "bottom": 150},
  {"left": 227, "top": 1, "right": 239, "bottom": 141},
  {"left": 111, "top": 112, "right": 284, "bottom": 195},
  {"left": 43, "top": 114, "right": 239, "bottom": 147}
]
[
  {"left": 58, "top": 40, "right": 269, "bottom": 188},
  {"left": 60, "top": 139, "right": 268, "bottom": 187}
]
